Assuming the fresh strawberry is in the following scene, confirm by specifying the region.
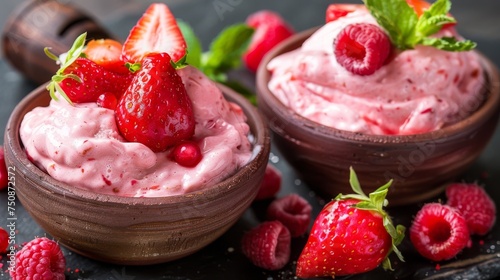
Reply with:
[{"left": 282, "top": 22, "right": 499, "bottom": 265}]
[
  {"left": 241, "top": 220, "right": 291, "bottom": 270},
  {"left": 445, "top": 183, "right": 496, "bottom": 236},
  {"left": 59, "top": 58, "right": 132, "bottom": 103},
  {"left": 326, "top": 4, "right": 364, "bottom": 23},
  {"left": 254, "top": 164, "right": 282, "bottom": 201},
  {"left": 115, "top": 52, "right": 195, "bottom": 152},
  {"left": 45, "top": 33, "right": 133, "bottom": 104},
  {"left": 84, "top": 39, "right": 130, "bottom": 75},
  {"left": 334, "top": 23, "right": 392, "bottom": 76},
  {"left": 266, "top": 194, "right": 312, "bottom": 237},
  {"left": 170, "top": 141, "right": 203, "bottom": 167},
  {"left": 122, "top": 3, "right": 187, "bottom": 63},
  {"left": 296, "top": 168, "right": 405, "bottom": 278},
  {"left": 410, "top": 203, "right": 470, "bottom": 262},
  {"left": 10, "top": 237, "right": 66, "bottom": 280},
  {"left": 0, "top": 227, "right": 8, "bottom": 253},
  {"left": 243, "top": 10, "right": 294, "bottom": 73},
  {"left": 0, "top": 146, "right": 8, "bottom": 190}
]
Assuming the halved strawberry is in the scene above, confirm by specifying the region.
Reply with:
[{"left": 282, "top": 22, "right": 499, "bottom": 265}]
[
  {"left": 326, "top": 4, "right": 364, "bottom": 23},
  {"left": 122, "top": 3, "right": 187, "bottom": 63},
  {"left": 84, "top": 39, "right": 129, "bottom": 74}
]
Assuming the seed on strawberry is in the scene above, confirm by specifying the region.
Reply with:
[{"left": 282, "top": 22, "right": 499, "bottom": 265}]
[
  {"left": 334, "top": 23, "right": 391, "bottom": 76},
  {"left": 96, "top": 92, "right": 119, "bottom": 110},
  {"left": 0, "top": 227, "right": 8, "bottom": 253},
  {"left": 241, "top": 220, "right": 291, "bottom": 270},
  {"left": 254, "top": 164, "right": 282, "bottom": 201},
  {"left": 115, "top": 52, "right": 195, "bottom": 152},
  {"left": 0, "top": 146, "right": 8, "bottom": 190},
  {"left": 445, "top": 183, "right": 496, "bottom": 236},
  {"left": 296, "top": 167, "right": 405, "bottom": 278},
  {"left": 122, "top": 3, "right": 187, "bottom": 63},
  {"left": 326, "top": 4, "right": 363, "bottom": 23},
  {"left": 170, "top": 141, "right": 203, "bottom": 167},
  {"left": 410, "top": 203, "right": 470, "bottom": 262},
  {"left": 243, "top": 10, "right": 294, "bottom": 73},
  {"left": 10, "top": 237, "right": 66, "bottom": 280},
  {"left": 266, "top": 194, "right": 312, "bottom": 237}
]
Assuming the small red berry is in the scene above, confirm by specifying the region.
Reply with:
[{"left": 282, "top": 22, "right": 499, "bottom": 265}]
[
  {"left": 254, "top": 164, "right": 282, "bottom": 201},
  {"left": 266, "top": 194, "right": 312, "bottom": 237},
  {"left": 0, "top": 146, "right": 8, "bottom": 190},
  {"left": 243, "top": 10, "right": 294, "bottom": 73},
  {"left": 0, "top": 227, "right": 8, "bottom": 253},
  {"left": 410, "top": 203, "right": 470, "bottom": 262},
  {"left": 171, "top": 141, "right": 203, "bottom": 167},
  {"left": 10, "top": 237, "right": 66, "bottom": 280},
  {"left": 334, "top": 23, "right": 391, "bottom": 75},
  {"left": 445, "top": 183, "right": 496, "bottom": 236},
  {"left": 241, "top": 220, "right": 291, "bottom": 270},
  {"left": 96, "top": 92, "right": 118, "bottom": 110}
]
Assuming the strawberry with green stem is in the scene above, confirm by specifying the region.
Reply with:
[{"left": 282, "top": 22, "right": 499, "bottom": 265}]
[
  {"left": 45, "top": 32, "right": 133, "bottom": 104},
  {"left": 296, "top": 167, "right": 405, "bottom": 278}
]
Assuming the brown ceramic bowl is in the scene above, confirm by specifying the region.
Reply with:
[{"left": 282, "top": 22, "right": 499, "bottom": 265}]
[
  {"left": 257, "top": 28, "right": 500, "bottom": 206},
  {"left": 4, "top": 83, "right": 270, "bottom": 265}
]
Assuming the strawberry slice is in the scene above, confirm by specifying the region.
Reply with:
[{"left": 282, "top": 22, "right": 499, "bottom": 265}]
[
  {"left": 326, "top": 4, "right": 364, "bottom": 23},
  {"left": 122, "top": 3, "right": 187, "bottom": 63},
  {"left": 84, "top": 39, "right": 129, "bottom": 74}
]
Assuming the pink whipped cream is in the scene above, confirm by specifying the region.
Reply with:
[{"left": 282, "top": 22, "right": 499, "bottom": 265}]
[
  {"left": 20, "top": 66, "right": 253, "bottom": 197},
  {"left": 268, "top": 9, "right": 484, "bottom": 135}
]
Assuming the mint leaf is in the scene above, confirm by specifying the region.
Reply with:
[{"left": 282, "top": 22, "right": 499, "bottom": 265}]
[
  {"left": 202, "top": 24, "right": 254, "bottom": 82},
  {"left": 422, "top": 37, "right": 476, "bottom": 51},
  {"left": 364, "top": 0, "right": 418, "bottom": 50},
  {"left": 178, "top": 19, "right": 202, "bottom": 68},
  {"left": 364, "top": 0, "right": 476, "bottom": 52}
]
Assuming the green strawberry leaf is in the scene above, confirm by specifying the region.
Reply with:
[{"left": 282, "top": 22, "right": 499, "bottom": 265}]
[
  {"left": 202, "top": 24, "right": 254, "bottom": 82},
  {"left": 178, "top": 19, "right": 203, "bottom": 68},
  {"left": 349, "top": 166, "right": 366, "bottom": 197},
  {"left": 364, "top": 0, "right": 476, "bottom": 51},
  {"left": 45, "top": 32, "right": 88, "bottom": 103}
]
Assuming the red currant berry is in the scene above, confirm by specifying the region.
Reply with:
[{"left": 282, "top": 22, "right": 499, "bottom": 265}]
[
  {"left": 334, "top": 23, "right": 391, "bottom": 75},
  {"left": 96, "top": 92, "right": 118, "bottom": 110},
  {"left": 171, "top": 141, "right": 203, "bottom": 167}
]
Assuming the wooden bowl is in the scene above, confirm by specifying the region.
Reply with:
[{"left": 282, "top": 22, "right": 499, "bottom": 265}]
[
  {"left": 256, "top": 28, "right": 500, "bottom": 206},
  {"left": 4, "top": 83, "right": 270, "bottom": 265}
]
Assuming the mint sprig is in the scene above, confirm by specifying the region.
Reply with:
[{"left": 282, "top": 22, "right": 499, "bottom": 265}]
[
  {"left": 336, "top": 167, "right": 405, "bottom": 271},
  {"left": 364, "top": 0, "right": 476, "bottom": 51}
]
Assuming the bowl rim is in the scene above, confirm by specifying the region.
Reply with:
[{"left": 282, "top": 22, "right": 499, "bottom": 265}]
[
  {"left": 5, "top": 82, "right": 270, "bottom": 206},
  {"left": 256, "top": 27, "right": 500, "bottom": 145}
]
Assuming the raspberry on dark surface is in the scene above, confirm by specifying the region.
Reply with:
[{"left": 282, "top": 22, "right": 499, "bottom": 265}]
[{"left": 266, "top": 194, "right": 312, "bottom": 237}]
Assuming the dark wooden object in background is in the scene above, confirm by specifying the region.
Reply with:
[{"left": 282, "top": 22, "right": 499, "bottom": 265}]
[{"left": 1, "top": 0, "right": 113, "bottom": 85}]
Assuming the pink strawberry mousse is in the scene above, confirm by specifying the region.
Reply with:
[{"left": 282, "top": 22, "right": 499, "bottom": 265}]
[
  {"left": 267, "top": 8, "right": 484, "bottom": 135},
  {"left": 20, "top": 66, "right": 253, "bottom": 197}
]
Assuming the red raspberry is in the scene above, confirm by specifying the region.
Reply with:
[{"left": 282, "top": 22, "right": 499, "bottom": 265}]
[
  {"left": 0, "top": 146, "right": 8, "bottom": 190},
  {"left": 445, "top": 183, "right": 496, "bottom": 236},
  {"left": 254, "top": 164, "right": 282, "bottom": 201},
  {"left": 0, "top": 227, "right": 8, "bottom": 253},
  {"left": 334, "top": 23, "right": 391, "bottom": 75},
  {"left": 241, "top": 220, "right": 291, "bottom": 270},
  {"left": 243, "top": 10, "right": 294, "bottom": 73},
  {"left": 266, "top": 194, "right": 312, "bottom": 237},
  {"left": 170, "top": 141, "right": 203, "bottom": 167},
  {"left": 410, "top": 203, "right": 470, "bottom": 262},
  {"left": 10, "top": 237, "right": 66, "bottom": 280}
]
